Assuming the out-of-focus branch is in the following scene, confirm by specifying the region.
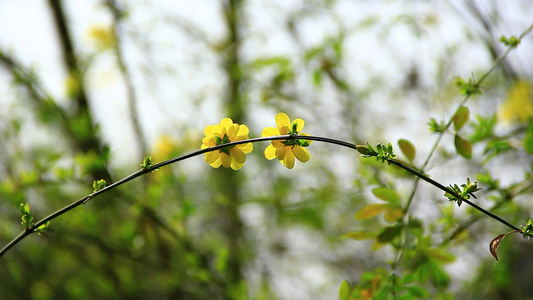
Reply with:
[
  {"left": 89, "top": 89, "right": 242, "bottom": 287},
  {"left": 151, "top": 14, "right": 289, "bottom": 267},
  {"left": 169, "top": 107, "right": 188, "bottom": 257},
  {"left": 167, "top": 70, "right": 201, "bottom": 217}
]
[
  {"left": 220, "top": 0, "right": 246, "bottom": 291},
  {"left": 48, "top": 0, "right": 112, "bottom": 182},
  {"left": 467, "top": 0, "right": 517, "bottom": 81},
  {"left": 0, "top": 49, "right": 79, "bottom": 146},
  {"left": 105, "top": 0, "right": 147, "bottom": 161}
]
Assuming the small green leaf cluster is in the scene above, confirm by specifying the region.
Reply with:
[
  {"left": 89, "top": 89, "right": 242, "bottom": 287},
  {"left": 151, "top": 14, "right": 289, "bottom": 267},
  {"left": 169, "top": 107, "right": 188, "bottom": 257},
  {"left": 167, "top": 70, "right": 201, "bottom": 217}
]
[
  {"left": 20, "top": 203, "right": 49, "bottom": 234},
  {"left": 444, "top": 178, "right": 480, "bottom": 207},
  {"left": 356, "top": 143, "right": 396, "bottom": 164},
  {"left": 499, "top": 35, "right": 520, "bottom": 48},
  {"left": 20, "top": 203, "right": 32, "bottom": 229},
  {"left": 428, "top": 118, "right": 446, "bottom": 134},
  {"left": 140, "top": 156, "right": 157, "bottom": 171},
  {"left": 92, "top": 179, "right": 107, "bottom": 192},
  {"left": 520, "top": 219, "right": 533, "bottom": 238},
  {"left": 454, "top": 76, "right": 481, "bottom": 96}
]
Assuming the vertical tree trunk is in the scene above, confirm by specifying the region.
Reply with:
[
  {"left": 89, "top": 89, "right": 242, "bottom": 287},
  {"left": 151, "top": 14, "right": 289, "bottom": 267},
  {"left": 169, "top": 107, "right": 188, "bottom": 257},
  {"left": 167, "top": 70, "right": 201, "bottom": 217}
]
[
  {"left": 48, "top": 0, "right": 112, "bottom": 182},
  {"left": 220, "top": 0, "right": 246, "bottom": 296}
]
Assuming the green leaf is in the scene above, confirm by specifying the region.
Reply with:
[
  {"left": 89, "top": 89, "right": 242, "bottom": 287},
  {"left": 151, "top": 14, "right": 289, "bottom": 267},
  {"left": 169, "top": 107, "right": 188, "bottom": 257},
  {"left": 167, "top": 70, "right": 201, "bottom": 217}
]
[
  {"left": 469, "top": 114, "right": 497, "bottom": 142},
  {"left": 524, "top": 130, "right": 533, "bottom": 154},
  {"left": 499, "top": 35, "right": 520, "bottom": 47},
  {"left": 355, "top": 144, "right": 376, "bottom": 157},
  {"left": 286, "top": 207, "right": 323, "bottom": 229},
  {"left": 407, "top": 217, "right": 424, "bottom": 238},
  {"left": 377, "top": 225, "right": 402, "bottom": 243},
  {"left": 354, "top": 204, "right": 388, "bottom": 220},
  {"left": 384, "top": 207, "right": 403, "bottom": 223},
  {"left": 342, "top": 230, "right": 377, "bottom": 240},
  {"left": 454, "top": 134, "right": 472, "bottom": 159},
  {"left": 140, "top": 156, "right": 153, "bottom": 169},
  {"left": 304, "top": 45, "right": 325, "bottom": 62},
  {"left": 455, "top": 76, "right": 481, "bottom": 96},
  {"left": 35, "top": 221, "right": 50, "bottom": 234},
  {"left": 249, "top": 56, "right": 290, "bottom": 69},
  {"left": 398, "top": 139, "right": 416, "bottom": 162},
  {"left": 428, "top": 118, "right": 446, "bottom": 134},
  {"left": 429, "top": 261, "right": 450, "bottom": 287},
  {"left": 313, "top": 69, "right": 322, "bottom": 87},
  {"left": 422, "top": 248, "right": 456, "bottom": 263},
  {"left": 372, "top": 187, "right": 400, "bottom": 204},
  {"left": 20, "top": 203, "right": 30, "bottom": 215},
  {"left": 92, "top": 179, "right": 107, "bottom": 192},
  {"left": 404, "top": 286, "right": 428, "bottom": 298},
  {"left": 453, "top": 106, "right": 470, "bottom": 131},
  {"left": 21, "top": 213, "right": 34, "bottom": 228},
  {"left": 338, "top": 280, "right": 350, "bottom": 300}
]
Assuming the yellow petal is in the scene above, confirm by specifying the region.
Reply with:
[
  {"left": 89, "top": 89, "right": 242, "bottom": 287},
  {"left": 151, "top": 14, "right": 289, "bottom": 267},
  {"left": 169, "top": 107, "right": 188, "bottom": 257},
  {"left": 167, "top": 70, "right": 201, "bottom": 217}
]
[
  {"left": 237, "top": 124, "right": 249, "bottom": 138},
  {"left": 272, "top": 140, "right": 284, "bottom": 148},
  {"left": 230, "top": 160, "right": 244, "bottom": 170},
  {"left": 292, "top": 146, "right": 310, "bottom": 162},
  {"left": 293, "top": 118, "right": 305, "bottom": 132},
  {"left": 220, "top": 152, "right": 231, "bottom": 168},
  {"left": 205, "top": 151, "right": 220, "bottom": 164},
  {"left": 210, "top": 156, "right": 222, "bottom": 168},
  {"left": 262, "top": 126, "right": 279, "bottom": 137},
  {"left": 227, "top": 123, "right": 239, "bottom": 140},
  {"left": 278, "top": 126, "right": 290, "bottom": 135},
  {"left": 275, "top": 113, "right": 290, "bottom": 129},
  {"left": 204, "top": 125, "right": 215, "bottom": 136},
  {"left": 282, "top": 148, "right": 295, "bottom": 169},
  {"left": 202, "top": 136, "right": 215, "bottom": 147},
  {"left": 264, "top": 144, "right": 276, "bottom": 160},
  {"left": 275, "top": 146, "right": 287, "bottom": 160},
  {"left": 220, "top": 118, "right": 234, "bottom": 130},
  {"left": 211, "top": 124, "right": 225, "bottom": 138},
  {"left": 238, "top": 142, "right": 253, "bottom": 154},
  {"left": 230, "top": 147, "right": 246, "bottom": 164}
]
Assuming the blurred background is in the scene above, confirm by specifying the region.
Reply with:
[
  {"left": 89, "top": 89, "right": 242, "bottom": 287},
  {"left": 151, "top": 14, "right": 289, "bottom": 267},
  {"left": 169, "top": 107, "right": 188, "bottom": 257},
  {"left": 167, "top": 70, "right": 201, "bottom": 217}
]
[{"left": 1, "top": 0, "right": 533, "bottom": 299}]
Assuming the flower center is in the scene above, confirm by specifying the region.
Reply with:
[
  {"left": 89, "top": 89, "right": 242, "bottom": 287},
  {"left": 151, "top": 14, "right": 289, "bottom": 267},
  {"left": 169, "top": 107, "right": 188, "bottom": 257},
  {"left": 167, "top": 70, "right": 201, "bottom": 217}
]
[
  {"left": 215, "top": 134, "right": 235, "bottom": 155},
  {"left": 288, "top": 121, "right": 299, "bottom": 136},
  {"left": 282, "top": 121, "right": 310, "bottom": 147}
]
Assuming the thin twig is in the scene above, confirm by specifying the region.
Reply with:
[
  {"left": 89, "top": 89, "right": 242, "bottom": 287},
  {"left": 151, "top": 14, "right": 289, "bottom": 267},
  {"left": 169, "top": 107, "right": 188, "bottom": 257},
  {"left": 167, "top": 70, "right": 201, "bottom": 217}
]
[{"left": 1, "top": 134, "right": 529, "bottom": 258}]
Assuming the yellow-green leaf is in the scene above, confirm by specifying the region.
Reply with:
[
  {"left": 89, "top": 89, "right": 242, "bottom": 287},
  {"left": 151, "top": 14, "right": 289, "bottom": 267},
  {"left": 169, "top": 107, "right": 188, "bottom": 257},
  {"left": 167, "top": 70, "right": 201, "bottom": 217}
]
[
  {"left": 398, "top": 139, "right": 416, "bottom": 162},
  {"left": 454, "top": 134, "right": 472, "bottom": 159},
  {"left": 453, "top": 106, "right": 470, "bottom": 131},
  {"left": 372, "top": 187, "right": 400, "bottom": 204},
  {"left": 339, "top": 280, "right": 351, "bottom": 300},
  {"left": 524, "top": 131, "right": 533, "bottom": 154},
  {"left": 422, "top": 248, "right": 456, "bottom": 263},
  {"left": 384, "top": 207, "right": 403, "bottom": 223},
  {"left": 354, "top": 204, "right": 388, "bottom": 220},
  {"left": 342, "top": 230, "right": 377, "bottom": 240},
  {"left": 20, "top": 203, "right": 30, "bottom": 215},
  {"left": 371, "top": 240, "right": 386, "bottom": 251}
]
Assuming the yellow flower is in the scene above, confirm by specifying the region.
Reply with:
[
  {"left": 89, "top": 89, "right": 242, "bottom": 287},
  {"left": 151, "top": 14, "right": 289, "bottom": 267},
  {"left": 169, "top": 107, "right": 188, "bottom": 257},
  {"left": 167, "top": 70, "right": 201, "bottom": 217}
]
[
  {"left": 154, "top": 135, "right": 177, "bottom": 160},
  {"left": 499, "top": 80, "right": 533, "bottom": 124},
  {"left": 201, "top": 118, "right": 253, "bottom": 170},
  {"left": 262, "top": 112, "right": 312, "bottom": 169},
  {"left": 87, "top": 25, "right": 115, "bottom": 49}
]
